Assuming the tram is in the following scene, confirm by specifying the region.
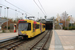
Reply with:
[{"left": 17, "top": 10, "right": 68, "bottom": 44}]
[{"left": 18, "top": 19, "right": 45, "bottom": 39}]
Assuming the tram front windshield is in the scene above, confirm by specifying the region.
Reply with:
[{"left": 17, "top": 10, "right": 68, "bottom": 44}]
[{"left": 18, "top": 23, "right": 31, "bottom": 31}]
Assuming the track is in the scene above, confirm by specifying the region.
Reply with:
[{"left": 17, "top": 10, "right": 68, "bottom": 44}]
[
  {"left": 0, "top": 38, "right": 28, "bottom": 50},
  {"left": 0, "top": 39, "right": 20, "bottom": 50},
  {"left": 14, "top": 30, "right": 48, "bottom": 50},
  {"left": 0, "top": 38, "right": 18, "bottom": 46},
  {"left": 0, "top": 30, "right": 51, "bottom": 50},
  {"left": 30, "top": 30, "right": 51, "bottom": 50}
]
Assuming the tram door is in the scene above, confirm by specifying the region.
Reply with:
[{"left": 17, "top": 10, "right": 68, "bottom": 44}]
[
  {"left": 33, "top": 23, "right": 35, "bottom": 36},
  {"left": 40, "top": 23, "right": 42, "bottom": 32}
]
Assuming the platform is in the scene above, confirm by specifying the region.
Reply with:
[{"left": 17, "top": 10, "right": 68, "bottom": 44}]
[
  {"left": 49, "top": 30, "right": 75, "bottom": 50},
  {"left": 0, "top": 32, "right": 18, "bottom": 42}
]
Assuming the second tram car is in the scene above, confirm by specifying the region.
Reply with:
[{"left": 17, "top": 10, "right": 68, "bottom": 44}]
[{"left": 18, "top": 19, "right": 45, "bottom": 39}]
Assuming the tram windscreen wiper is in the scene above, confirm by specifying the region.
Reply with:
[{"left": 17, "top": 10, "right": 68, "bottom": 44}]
[{"left": 22, "top": 27, "right": 27, "bottom": 31}]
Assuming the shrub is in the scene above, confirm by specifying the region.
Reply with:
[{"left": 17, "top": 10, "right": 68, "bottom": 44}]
[
  {"left": 63, "top": 26, "right": 75, "bottom": 30},
  {"left": 8, "top": 26, "right": 10, "bottom": 29},
  {"left": 63, "top": 27, "right": 67, "bottom": 30},
  {"left": 69, "top": 27, "right": 72, "bottom": 30},
  {"left": 63, "top": 26, "right": 65, "bottom": 29},
  {"left": 2, "top": 30, "right": 5, "bottom": 33},
  {"left": 4, "top": 26, "right": 7, "bottom": 29},
  {"left": 72, "top": 27, "right": 75, "bottom": 30},
  {"left": 64, "top": 27, "right": 67, "bottom": 30},
  {"left": 69, "top": 26, "right": 75, "bottom": 30}
]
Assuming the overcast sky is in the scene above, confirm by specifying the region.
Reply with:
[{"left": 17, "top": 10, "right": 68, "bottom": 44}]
[{"left": 0, "top": 0, "right": 75, "bottom": 20}]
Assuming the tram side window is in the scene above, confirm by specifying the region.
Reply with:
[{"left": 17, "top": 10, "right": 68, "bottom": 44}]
[
  {"left": 35, "top": 24, "right": 39, "bottom": 29},
  {"left": 43, "top": 25, "right": 45, "bottom": 28},
  {"left": 27, "top": 23, "right": 31, "bottom": 30}
]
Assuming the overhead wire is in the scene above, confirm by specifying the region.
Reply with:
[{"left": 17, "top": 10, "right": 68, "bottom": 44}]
[
  {"left": 33, "top": 0, "right": 45, "bottom": 15},
  {"left": 38, "top": 0, "right": 47, "bottom": 16},
  {"left": 0, "top": 4, "right": 23, "bottom": 13},
  {"left": 5, "top": 0, "right": 33, "bottom": 15}
]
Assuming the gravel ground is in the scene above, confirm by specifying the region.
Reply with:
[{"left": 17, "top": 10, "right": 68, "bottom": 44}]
[{"left": 15, "top": 30, "right": 48, "bottom": 50}]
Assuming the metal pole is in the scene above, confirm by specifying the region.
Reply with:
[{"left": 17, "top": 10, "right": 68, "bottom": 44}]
[
  {"left": 0, "top": 6, "right": 2, "bottom": 17},
  {"left": 71, "top": 15, "right": 72, "bottom": 27},
  {"left": 4, "top": 8, "right": 6, "bottom": 17},
  {"left": 22, "top": 13, "right": 23, "bottom": 17},
  {"left": 38, "top": 12, "right": 39, "bottom": 19},
  {"left": 7, "top": 9, "right": 8, "bottom": 30},
  {"left": 65, "top": 11, "right": 66, "bottom": 27},
  {"left": 0, "top": 6, "right": 2, "bottom": 30},
  {"left": 15, "top": 10, "right": 17, "bottom": 21},
  {"left": 53, "top": 17, "right": 54, "bottom": 30},
  {"left": 44, "top": 16, "right": 47, "bottom": 19},
  {"left": 67, "top": 14, "right": 69, "bottom": 30},
  {"left": 7, "top": 7, "right": 9, "bottom": 30},
  {"left": 17, "top": 12, "right": 18, "bottom": 19},
  {"left": 40, "top": 17, "right": 42, "bottom": 22},
  {"left": 15, "top": 10, "right": 16, "bottom": 20},
  {"left": 25, "top": 13, "right": 27, "bottom": 19}
]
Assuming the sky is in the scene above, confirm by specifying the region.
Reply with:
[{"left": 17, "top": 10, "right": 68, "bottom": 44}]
[{"left": 0, "top": 0, "right": 75, "bottom": 20}]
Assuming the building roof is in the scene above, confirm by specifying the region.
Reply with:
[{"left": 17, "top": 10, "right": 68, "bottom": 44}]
[
  {"left": 0, "top": 18, "right": 8, "bottom": 26},
  {"left": 40, "top": 17, "right": 54, "bottom": 23}
]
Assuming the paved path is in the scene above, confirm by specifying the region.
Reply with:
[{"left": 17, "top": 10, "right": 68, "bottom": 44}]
[
  {"left": 0, "top": 32, "right": 18, "bottom": 42},
  {"left": 49, "top": 30, "right": 75, "bottom": 50}
]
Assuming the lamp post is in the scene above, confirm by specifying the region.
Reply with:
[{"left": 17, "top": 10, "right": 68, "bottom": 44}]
[
  {"left": 17, "top": 11, "right": 18, "bottom": 21},
  {"left": 7, "top": 7, "right": 9, "bottom": 30},
  {"left": 44, "top": 16, "right": 47, "bottom": 19},
  {"left": 67, "top": 14, "right": 69, "bottom": 30},
  {"left": 0, "top": 6, "right": 2, "bottom": 17},
  {"left": 4, "top": 8, "right": 6, "bottom": 17},
  {"left": 15, "top": 10, "right": 18, "bottom": 21},
  {"left": 71, "top": 15, "right": 72, "bottom": 27},
  {"left": 53, "top": 17, "right": 54, "bottom": 30},
  {"left": 25, "top": 13, "right": 27, "bottom": 19},
  {"left": 65, "top": 11, "right": 66, "bottom": 27},
  {"left": 38, "top": 12, "right": 39, "bottom": 19},
  {"left": 22, "top": 13, "right": 23, "bottom": 17},
  {"left": 0, "top": 6, "right": 2, "bottom": 30},
  {"left": 15, "top": 10, "right": 17, "bottom": 17}
]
